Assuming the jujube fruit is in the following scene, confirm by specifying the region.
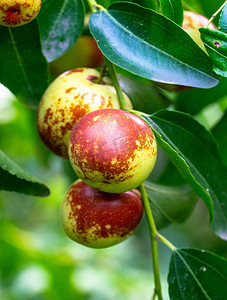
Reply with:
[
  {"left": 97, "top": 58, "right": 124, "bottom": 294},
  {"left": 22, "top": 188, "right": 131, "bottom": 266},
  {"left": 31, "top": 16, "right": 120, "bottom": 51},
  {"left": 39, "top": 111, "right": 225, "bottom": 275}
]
[
  {"left": 183, "top": 11, "right": 216, "bottom": 53},
  {"left": 61, "top": 179, "right": 144, "bottom": 248},
  {"left": 0, "top": 0, "right": 42, "bottom": 27},
  {"left": 69, "top": 109, "right": 157, "bottom": 193},
  {"left": 37, "top": 68, "right": 132, "bottom": 159}
]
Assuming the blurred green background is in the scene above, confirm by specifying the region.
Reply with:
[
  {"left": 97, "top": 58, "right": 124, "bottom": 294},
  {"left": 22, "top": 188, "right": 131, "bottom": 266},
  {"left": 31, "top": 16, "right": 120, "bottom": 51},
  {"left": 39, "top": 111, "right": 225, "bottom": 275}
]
[{"left": 1, "top": 83, "right": 227, "bottom": 300}]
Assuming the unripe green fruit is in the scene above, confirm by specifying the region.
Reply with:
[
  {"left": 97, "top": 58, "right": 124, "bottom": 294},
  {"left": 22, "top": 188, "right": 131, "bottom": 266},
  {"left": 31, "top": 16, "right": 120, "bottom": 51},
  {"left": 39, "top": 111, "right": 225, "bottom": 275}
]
[
  {"left": 69, "top": 109, "right": 157, "bottom": 193},
  {"left": 61, "top": 179, "right": 144, "bottom": 248},
  {"left": 37, "top": 68, "right": 132, "bottom": 159},
  {"left": 0, "top": 0, "right": 42, "bottom": 27}
]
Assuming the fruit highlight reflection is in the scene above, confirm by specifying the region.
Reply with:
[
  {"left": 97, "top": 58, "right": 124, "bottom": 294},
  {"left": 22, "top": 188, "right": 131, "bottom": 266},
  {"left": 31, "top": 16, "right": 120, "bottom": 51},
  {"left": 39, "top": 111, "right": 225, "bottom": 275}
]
[{"left": 69, "top": 109, "right": 157, "bottom": 193}]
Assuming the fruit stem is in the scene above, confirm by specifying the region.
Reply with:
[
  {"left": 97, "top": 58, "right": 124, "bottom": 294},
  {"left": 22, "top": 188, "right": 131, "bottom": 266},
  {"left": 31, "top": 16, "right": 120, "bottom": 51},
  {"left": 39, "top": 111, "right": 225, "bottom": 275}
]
[
  {"left": 157, "top": 234, "right": 176, "bottom": 251},
  {"left": 87, "top": 0, "right": 97, "bottom": 13},
  {"left": 93, "top": 66, "right": 107, "bottom": 84},
  {"left": 86, "top": 0, "right": 104, "bottom": 13},
  {"left": 105, "top": 58, "right": 129, "bottom": 111},
  {"left": 204, "top": 0, "right": 227, "bottom": 28},
  {"left": 139, "top": 184, "right": 163, "bottom": 300}
]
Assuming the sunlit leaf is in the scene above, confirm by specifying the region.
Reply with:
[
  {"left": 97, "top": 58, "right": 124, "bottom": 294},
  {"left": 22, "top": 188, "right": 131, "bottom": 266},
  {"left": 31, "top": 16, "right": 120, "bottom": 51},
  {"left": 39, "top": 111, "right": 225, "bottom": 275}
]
[
  {"left": 89, "top": 3, "right": 218, "bottom": 88},
  {"left": 37, "top": 0, "right": 85, "bottom": 62}
]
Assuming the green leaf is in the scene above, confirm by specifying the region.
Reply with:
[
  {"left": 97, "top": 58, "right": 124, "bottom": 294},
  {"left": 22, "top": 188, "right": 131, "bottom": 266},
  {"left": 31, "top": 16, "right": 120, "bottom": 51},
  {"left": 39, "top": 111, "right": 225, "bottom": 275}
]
[
  {"left": 157, "top": 160, "right": 186, "bottom": 186},
  {"left": 212, "top": 111, "right": 227, "bottom": 167},
  {"left": 89, "top": 3, "right": 218, "bottom": 88},
  {"left": 176, "top": 78, "right": 227, "bottom": 115},
  {"left": 200, "top": 28, "right": 227, "bottom": 77},
  {"left": 168, "top": 248, "right": 227, "bottom": 299},
  {"left": 0, "top": 150, "right": 50, "bottom": 197},
  {"left": 219, "top": 2, "right": 227, "bottom": 33},
  {"left": 99, "top": 0, "right": 157, "bottom": 10},
  {"left": 117, "top": 72, "right": 168, "bottom": 113},
  {"left": 145, "top": 182, "right": 197, "bottom": 229},
  {"left": 0, "top": 21, "right": 48, "bottom": 108},
  {"left": 199, "top": 0, "right": 224, "bottom": 20},
  {"left": 37, "top": 0, "right": 85, "bottom": 62},
  {"left": 160, "top": 0, "right": 183, "bottom": 26},
  {"left": 141, "top": 110, "right": 227, "bottom": 240},
  {"left": 131, "top": 0, "right": 157, "bottom": 9}
]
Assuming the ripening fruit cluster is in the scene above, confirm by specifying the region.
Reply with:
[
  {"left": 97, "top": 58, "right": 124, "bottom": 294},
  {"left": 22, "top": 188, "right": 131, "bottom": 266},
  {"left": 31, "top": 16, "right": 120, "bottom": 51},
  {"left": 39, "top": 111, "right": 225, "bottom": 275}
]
[{"left": 37, "top": 67, "right": 157, "bottom": 248}]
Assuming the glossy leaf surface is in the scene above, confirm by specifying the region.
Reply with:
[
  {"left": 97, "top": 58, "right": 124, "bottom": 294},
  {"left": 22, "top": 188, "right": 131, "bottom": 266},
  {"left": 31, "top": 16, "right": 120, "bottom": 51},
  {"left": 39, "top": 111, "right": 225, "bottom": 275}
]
[
  {"left": 0, "top": 150, "right": 50, "bottom": 197},
  {"left": 38, "top": 0, "right": 85, "bottom": 62},
  {"left": 160, "top": 0, "right": 183, "bottom": 26},
  {"left": 168, "top": 248, "right": 227, "bottom": 299},
  {"left": 89, "top": 3, "right": 218, "bottom": 88},
  {"left": 0, "top": 21, "right": 48, "bottom": 108},
  {"left": 219, "top": 2, "right": 227, "bottom": 33},
  {"left": 141, "top": 110, "right": 227, "bottom": 240},
  {"left": 145, "top": 182, "right": 197, "bottom": 229},
  {"left": 200, "top": 28, "right": 227, "bottom": 77}
]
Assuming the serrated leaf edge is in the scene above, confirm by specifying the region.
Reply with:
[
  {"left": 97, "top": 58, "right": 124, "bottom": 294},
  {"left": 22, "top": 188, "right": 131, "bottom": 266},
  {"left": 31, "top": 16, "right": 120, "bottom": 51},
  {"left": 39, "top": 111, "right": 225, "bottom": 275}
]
[
  {"left": 142, "top": 115, "right": 214, "bottom": 221},
  {"left": 95, "top": 6, "right": 218, "bottom": 84}
]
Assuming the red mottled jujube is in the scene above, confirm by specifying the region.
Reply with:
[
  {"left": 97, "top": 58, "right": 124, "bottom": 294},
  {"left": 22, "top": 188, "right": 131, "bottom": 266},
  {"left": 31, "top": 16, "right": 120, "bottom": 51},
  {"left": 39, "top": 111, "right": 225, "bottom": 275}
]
[
  {"left": 61, "top": 179, "right": 144, "bottom": 248},
  {"left": 69, "top": 109, "right": 157, "bottom": 193}
]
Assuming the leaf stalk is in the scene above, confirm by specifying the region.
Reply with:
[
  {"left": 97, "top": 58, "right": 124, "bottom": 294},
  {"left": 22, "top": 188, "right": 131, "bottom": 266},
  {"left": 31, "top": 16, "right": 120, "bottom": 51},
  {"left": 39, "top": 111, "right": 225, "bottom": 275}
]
[
  {"left": 104, "top": 58, "right": 129, "bottom": 110},
  {"left": 86, "top": 0, "right": 97, "bottom": 13},
  {"left": 205, "top": 0, "right": 227, "bottom": 28},
  {"left": 158, "top": 233, "right": 176, "bottom": 251}
]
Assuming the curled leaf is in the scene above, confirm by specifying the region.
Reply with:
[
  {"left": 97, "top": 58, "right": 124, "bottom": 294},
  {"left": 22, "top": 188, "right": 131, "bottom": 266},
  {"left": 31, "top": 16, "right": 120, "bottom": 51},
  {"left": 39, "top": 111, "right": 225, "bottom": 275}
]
[{"left": 200, "top": 28, "right": 227, "bottom": 77}]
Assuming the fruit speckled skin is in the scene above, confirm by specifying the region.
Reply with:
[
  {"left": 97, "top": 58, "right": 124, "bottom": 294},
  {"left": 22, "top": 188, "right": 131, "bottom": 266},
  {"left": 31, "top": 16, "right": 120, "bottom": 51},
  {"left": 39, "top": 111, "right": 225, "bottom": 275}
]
[
  {"left": 69, "top": 109, "right": 157, "bottom": 193},
  {"left": 37, "top": 68, "right": 132, "bottom": 159},
  {"left": 183, "top": 11, "right": 216, "bottom": 53},
  {"left": 0, "top": 0, "right": 42, "bottom": 27},
  {"left": 61, "top": 179, "right": 144, "bottom": 248}
]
